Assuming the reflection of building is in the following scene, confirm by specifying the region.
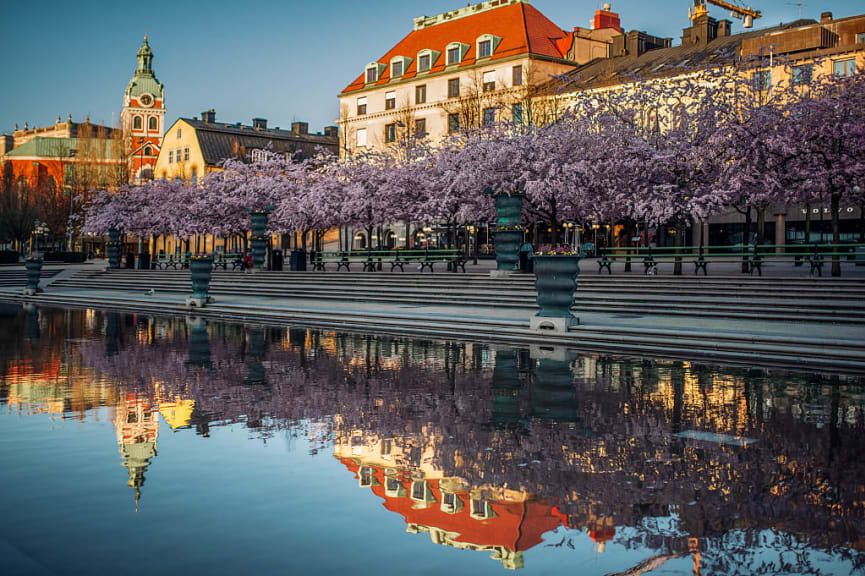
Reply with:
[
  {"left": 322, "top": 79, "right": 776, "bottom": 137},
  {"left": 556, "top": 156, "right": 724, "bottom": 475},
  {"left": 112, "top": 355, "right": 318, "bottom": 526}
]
[
  {"left": 114, "top": 393, "right": 159, "bottom": 509},
  {"left": 339, "top": 459, "right": 565, "bottom": 570}
]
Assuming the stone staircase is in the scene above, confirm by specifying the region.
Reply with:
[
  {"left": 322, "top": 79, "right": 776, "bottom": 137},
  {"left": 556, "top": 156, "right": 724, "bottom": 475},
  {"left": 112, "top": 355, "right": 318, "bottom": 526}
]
[{"left": 49, "top": 269, "right": 865, "bottom": 324}]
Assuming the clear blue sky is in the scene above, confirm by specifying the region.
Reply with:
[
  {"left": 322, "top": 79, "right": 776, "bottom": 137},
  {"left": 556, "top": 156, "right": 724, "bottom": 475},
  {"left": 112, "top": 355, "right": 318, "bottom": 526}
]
[{"left": 0, "top": 0, "right": 861, "bottom": 136}]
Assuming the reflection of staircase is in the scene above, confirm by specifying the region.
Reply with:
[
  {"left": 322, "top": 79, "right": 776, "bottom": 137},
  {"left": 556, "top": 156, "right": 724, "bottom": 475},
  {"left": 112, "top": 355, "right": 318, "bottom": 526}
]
[
  {"left": 13, "top": 269, "right": 865, "bottom": 373},
  {"left": 49, "top": 269, "right": 865, "bottom": 324},
  {"left": 0, "top": 269, "right": 58, "bottom": 287}
]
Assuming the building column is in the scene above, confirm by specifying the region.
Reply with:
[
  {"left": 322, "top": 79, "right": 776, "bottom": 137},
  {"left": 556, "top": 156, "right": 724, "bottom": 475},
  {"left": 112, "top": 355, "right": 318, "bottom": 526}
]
[{"left": 775, "top": 214, "right": 786, "bottom": 253}]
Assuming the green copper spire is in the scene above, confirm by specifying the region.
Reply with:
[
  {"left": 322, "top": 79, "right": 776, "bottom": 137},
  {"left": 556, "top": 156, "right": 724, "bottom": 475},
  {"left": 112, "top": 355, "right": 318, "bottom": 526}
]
[{"left": 136, "top": 35, "right": 154, "bottom": 77}]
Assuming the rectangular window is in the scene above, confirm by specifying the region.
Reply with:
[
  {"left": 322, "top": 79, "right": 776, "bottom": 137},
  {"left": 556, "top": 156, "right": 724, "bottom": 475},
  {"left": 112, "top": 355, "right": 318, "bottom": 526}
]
[
  {"left": 448, "top": 78, "right": 460, "bottom": 98},
  {"left": 478, "top": 39, "right": 492, "bottom": 58},
  {"left": 512, "top": 65, "right": 523, "bottom": 86},
  {"left": 418, "top": 53, "right": 431, "bottom": 72},
  {"left": 177, "top": 149, "right": 183, "bottom": 162},
  {"left": 857, "top": 32, "right": 865, "bottom": 44},
  {"left": 356, "top": 128, "right": 367, "bottom": 147},
  {"left": 483, "top": 107, "right": 496, "bottom": 126},
  {"left": 411, "top": 481, "right": 426, "bottom": 501},
  {"left": 792, "top": 64, "right": 812, "bottom": 86},
  {"left": 834, "top": 58, "right": 856, "bottom": 77},
  {"left": 448, "top": 113, "right": 460, "bottom": 133},
  {"left": 512, "top": 103, "right": 523, "bottom": 124},
  {"left": 385, "top": 123, "right": 396, "bottom": 143},
  {"left": 366, "top": 67, "right": 377, "bottom": 83},
  {"left": 183, "top": 147, "right": 189, "bottom": 161},
  {"left": 177, "top": 129, "right": 181, "bottom": 139},
  {"left": 416, "top": 84, "right": 426, "bottom": 104},
  {"left": 385, "top": 91, "right": 396, "bottom": 110},
  {"left": 357, "top": 97, "right": 367, "bottom": 115},
  {"left": 483, "top": 70, "right": 495, "bottom": 92},
  {"left": 415, "top": 118, "right": 426, "bottom": 137},
  {"left": 752, "top": 70, "right": 771, "bottom": 92},
  {"left": 392, "top": 60, "right": 403, "bottom": 77},
  {"left": 168, "top": 150, "right": 173, "bottom": 163},
  {"left": 447, "top": 46, "right": 460, "bottom": 65}
]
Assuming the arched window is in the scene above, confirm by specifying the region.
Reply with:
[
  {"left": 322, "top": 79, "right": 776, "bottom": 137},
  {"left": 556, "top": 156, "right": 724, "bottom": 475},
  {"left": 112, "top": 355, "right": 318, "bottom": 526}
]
[
  {"left": 133, "top": 116, "right": 142, "bottom": 130},
  {"left": 144, "top": 146, "right": 152, "bottom": 156},
  {"left": 148, "top": 116, "right": 158, "bottom": 131}
]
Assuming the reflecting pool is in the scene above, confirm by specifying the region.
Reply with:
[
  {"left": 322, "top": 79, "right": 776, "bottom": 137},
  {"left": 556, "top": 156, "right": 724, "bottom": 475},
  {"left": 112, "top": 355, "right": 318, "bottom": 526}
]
[{"left": 2, "top": 303, "right": 865, "bottom": 575}]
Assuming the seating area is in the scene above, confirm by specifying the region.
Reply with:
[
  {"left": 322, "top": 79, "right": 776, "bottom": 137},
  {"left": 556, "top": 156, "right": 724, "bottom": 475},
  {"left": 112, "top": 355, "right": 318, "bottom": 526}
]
[
  {"left": 596, "top": 243, "right": 865, "bottom": 276},
  {"left": 311, "top": 249, "right": 468, "bottom": 273}
]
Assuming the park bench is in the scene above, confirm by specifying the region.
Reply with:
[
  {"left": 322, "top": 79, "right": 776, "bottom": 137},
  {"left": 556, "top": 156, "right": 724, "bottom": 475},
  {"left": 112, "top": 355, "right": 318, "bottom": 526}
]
[
  {"left": 214, "top": 253, "right": 244, "bottom": 271},
  {"left": 154, "top": 254, "right": 188, "bottom": 270},
  {"left": 312, "top": 249, "right": 467, "bottom": 273}
]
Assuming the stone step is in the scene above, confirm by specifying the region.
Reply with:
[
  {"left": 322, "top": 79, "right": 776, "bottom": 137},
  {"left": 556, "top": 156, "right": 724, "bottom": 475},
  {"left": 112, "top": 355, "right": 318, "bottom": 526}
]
[
  {"left": 51, "top": 277, "right": 865, "bottom": 308},
  {"left": 8, "top": 290, "right": 865, "bottom": 374}
]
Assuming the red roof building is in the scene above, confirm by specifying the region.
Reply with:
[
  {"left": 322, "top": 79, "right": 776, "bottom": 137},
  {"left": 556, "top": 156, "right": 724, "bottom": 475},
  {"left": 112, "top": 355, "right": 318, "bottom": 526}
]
[{"left": 337, "top": 0, "right": 624, "bottom": 153}]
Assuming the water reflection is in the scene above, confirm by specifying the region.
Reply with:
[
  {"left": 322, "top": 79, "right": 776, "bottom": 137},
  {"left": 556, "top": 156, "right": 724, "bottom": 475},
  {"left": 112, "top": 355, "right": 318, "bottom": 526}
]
[{"left": 2, "top": 304, "right": 865, "bottom": 574}]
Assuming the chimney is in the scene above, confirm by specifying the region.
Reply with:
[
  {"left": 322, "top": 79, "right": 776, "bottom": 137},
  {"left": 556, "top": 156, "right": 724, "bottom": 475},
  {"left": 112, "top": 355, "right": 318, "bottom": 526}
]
[
  {"left": 291, "top": 121, "right": 308, "bottom": 136},
  {"left": 252, "top": 118, "right": 267, "bottom": 130},
  {"left": 593, "top": 3, "right": 622, "bottom": 33},
  {"left": 324, "top": 126, "right": 339, "bottom": 138},
  {"left": 821, "top": 11, "right": 833, "bottom": 23},
  {"left": 201, "top": 109, "right": 216, "bottom": 123},
  {"left": 717, "top": 19, "right": 732, "bottom": 37}
]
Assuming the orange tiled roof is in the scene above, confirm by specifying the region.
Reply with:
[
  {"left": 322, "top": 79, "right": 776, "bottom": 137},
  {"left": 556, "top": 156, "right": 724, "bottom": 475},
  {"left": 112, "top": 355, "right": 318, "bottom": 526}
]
[{"left": 341, "top": 1, "right": 571, "bottom": 94}]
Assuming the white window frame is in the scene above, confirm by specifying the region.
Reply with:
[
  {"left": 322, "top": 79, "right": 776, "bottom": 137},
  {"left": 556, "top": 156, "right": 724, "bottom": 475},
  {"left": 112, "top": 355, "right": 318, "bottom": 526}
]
[
  {"left": 834, "top": 58, "right": 856, "bottom": 77},
  {"left": 446, "top": 42, "right": 469, "bottom": 65},
  {"left": 168, "top": 150, "right": 173, "bottom": 163},
  {"left": 389, "top": 56, "right": 412, "bottom": 79},
  {"left": 416, "top": 49, "right": 440, "bottom": 73},
  {"left": 356, "top": 127, "right": 367, "bottom": 147},
  {"left": 357, "top": 96, "right": 367, "bottom": 115},
  {"left": 385, "top": 91, "right": 396, "bottom": 110},
  {"left": 483, "top": 70, "right": 496, "bottom": 92},
  {"left": 475, "top": 34, "right": 502, "bottom": 59},
  {"left": 365, "top": 62, "right": 386, "bottom": 83}
]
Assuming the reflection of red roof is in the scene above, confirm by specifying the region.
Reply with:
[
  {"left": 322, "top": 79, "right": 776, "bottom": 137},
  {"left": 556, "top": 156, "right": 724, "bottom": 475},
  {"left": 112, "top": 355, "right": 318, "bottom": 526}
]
[
  {"left": 340, "top": 458, "right": 565, "bottom": 552},
  {"left": 590, "top": 527, "right": 616, "bottom": 543},
  {"left": 342, "top": 2, "right": 571, "bottom": 94}
]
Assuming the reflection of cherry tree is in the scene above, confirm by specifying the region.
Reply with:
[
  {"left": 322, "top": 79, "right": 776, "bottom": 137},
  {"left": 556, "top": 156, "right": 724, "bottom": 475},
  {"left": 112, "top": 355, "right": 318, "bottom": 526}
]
[{"left": 20, "top": 310, "right": 864, "bottom": 570}]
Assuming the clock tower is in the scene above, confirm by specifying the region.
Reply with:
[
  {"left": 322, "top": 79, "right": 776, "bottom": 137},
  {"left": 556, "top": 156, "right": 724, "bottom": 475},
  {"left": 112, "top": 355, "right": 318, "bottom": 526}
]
[{"left": 122, "top": 35, "right": 165, "bottom": 182}]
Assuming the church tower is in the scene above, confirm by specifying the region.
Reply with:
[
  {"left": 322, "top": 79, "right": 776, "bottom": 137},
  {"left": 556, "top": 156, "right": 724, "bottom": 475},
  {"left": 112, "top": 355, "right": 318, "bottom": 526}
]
[{"left": 122, "top": 35, "right": 165, "bottom": 182}]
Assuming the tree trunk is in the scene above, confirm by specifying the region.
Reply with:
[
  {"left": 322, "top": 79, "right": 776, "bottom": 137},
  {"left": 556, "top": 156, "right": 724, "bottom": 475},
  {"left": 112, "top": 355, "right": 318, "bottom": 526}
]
[
  {"left": 742, "top": 205, "right": 752, "bottom": 273},
  {"left": 757, "top": 204, "right": 766, "bottom": 246},
  {"left": 404, "top": 220, "right": 411, "bottom": 249},
  {"left": 831, "top": 192, "right": 841, "bottom": 277},
  {"left": 859, "top": 203, "right": 864, "bottom": 243},
  {"left": 674, "top": 218, "right": 683, "bottom": 276}
]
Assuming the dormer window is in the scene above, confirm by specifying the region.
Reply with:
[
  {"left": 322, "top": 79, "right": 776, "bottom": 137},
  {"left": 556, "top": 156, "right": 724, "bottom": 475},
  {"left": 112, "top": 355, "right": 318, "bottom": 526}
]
[
  {"left": 416, "top": 49, "right": 440, "bottom": 73},
  {"left": 476, "top": 34, "right": 502, "bottom": 59},
  {"left": 365, "top": 62, "right": 386, "bottom": 84},
  {"left": 389, "top": 56, "right": 412, "bottom": 79},
  {"left": 446, "top": 42, "right": 469, "bottom": 65}
]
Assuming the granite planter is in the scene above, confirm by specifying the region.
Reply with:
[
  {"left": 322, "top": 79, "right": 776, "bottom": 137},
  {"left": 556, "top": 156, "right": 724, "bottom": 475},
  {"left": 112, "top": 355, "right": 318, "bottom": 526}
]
[
  {"left": 24, "top": 258, "right": 43, "bottom": 295},
  {"left": 107, "top": 227, "right": 122, "bottom": 269},
  {"left": 531, "top": 254, "right": 580, "bottom": 331},
  {"left": 492, "top": 229, "right": 523, "bottom": 273},
  {"left": 187, "top": 256, "right": 214, "bottom": 307},
  {"left": 494, "top": 193, "right": 524, "bottom": 227},
  {"left": 248, "top": 209, "right": 271, "bottom": 271}
]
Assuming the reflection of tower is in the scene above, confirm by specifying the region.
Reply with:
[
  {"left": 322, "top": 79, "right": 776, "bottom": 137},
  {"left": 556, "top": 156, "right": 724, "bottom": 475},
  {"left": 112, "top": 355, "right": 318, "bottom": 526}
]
[
  {"left": 530, "top": 347, "right": 578, "bottom": 423},
  {"left": 114, "top": 393, "right": 159, "bottom": 510},
  {"left": 104, "top": 313, "right": 121, "bottom": 357}
]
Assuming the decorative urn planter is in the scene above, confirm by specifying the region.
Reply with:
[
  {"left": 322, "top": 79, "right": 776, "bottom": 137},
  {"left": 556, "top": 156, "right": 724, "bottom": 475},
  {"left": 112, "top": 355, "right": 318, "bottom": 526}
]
[
  {"left": 187, "top": 256, "right": 214, "bottom": 308},
  {"left": 107, "top": 227, "right": 122, "bottom": 269},
  {"left": 531, "top": 253, "right": 580, "bottom": 332},
  {"left": 494, "top": 193, "right": 525, "bottom": 227},
  {"left": 530, "top": 346, "right": 578, "bottom": 424},
  {"left": 492, "top": 229, "right": 524, "bottom": 272},
  {"left": 248, "top": 208, "right": 272, "bottom": 271},
  {"left": 23, "top": 258, "right": 43, "bottom": 295}
]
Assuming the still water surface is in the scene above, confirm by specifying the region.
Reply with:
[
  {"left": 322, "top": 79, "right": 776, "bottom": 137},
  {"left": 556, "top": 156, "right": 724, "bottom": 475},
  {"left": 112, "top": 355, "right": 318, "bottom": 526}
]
[{"left": 1, "top": 304, "right": 864, "bottom": 575}]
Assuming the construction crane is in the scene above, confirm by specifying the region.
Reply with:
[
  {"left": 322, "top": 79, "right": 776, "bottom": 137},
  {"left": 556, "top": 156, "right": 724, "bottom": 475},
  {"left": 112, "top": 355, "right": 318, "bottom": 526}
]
[{"left": 689, "top": 0, "right": 762, "bottom": 28}]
